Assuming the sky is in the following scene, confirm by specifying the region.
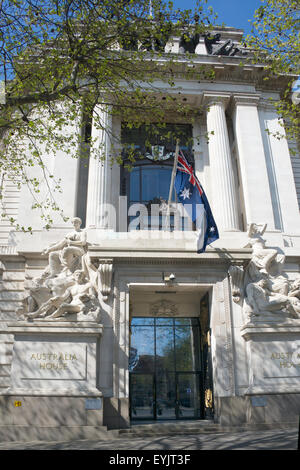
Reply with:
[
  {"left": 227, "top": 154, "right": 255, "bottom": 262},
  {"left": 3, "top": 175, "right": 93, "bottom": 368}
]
[{"left": 172, "top": 0, "right": 263, "bottom": 35}]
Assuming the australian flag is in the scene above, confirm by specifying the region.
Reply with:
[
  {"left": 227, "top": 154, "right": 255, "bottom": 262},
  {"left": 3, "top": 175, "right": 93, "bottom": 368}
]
[{"left": 174, "top": 149, "right": 219, "bottom": 253}]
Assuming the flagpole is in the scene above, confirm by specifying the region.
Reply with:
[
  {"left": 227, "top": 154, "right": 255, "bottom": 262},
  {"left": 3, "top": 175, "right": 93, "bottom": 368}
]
[
  {"left": 149, "top": 0, "right": 153, "bottom": 17},
  {"left": 165, "top": 139, "right": 179, "bottom": 230}
]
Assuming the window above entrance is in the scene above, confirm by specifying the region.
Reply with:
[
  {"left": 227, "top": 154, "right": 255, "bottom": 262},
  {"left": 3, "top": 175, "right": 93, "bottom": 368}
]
[{"left": 120, "top": 123, "right": 194, "bottom": 231}]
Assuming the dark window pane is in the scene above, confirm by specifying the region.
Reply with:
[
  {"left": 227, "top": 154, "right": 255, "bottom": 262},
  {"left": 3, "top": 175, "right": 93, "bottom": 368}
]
[
  {"left": 156, "top": 371, "right": 176, "bottom": 420},
  {"left": 156, "top": 326, "right": 175, "bottom": 372},
  {"left": 175, "top": 327, "right": 193, "bottom": 371},
  {"left": 174, "top": 318, "right": 192, "bottom": 325},
  {"left": 130, "top": 168, "right": 140, "bottom": 201},
  {"left": 157, "top": 168, "right": 173, "bottom": 201},
  {"left": 131, "top": 317, "right": 155, "bottom": 326},
  {"left": 130, "top": 374, "right": 154, "bottom": 419},
  {"left": 155, "top": 317, "right": 173, "bottom": 325},
  {"left": 177, "top": 373, "right": 202, "bottom": 419},
  {"left": 175, "top": 326, "right": 201, "bottom": 372},
  {"left": 131, "top": 326, "right": 155, "bottom": 372},
  {"left": 141, "top": 167, "right": 171, "bottom": 202}
]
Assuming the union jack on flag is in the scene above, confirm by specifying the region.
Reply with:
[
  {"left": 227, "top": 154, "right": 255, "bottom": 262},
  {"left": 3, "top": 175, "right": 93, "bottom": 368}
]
[{"left": 174, "top": 149, "right": 219, "bottom": 253}]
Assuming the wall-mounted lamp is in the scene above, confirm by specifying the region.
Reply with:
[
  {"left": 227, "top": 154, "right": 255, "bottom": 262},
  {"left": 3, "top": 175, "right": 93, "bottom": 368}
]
[{"left": 163, "top": 272, "right": 176, "bottom": 283}]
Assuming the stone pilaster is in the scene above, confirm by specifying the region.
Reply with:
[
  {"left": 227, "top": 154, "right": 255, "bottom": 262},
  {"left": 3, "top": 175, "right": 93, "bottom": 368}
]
[
  {"left": 204, "top": 93, "right": 240, "bottom": 231},
  {"left": 232, "top": 94, "right": 275, "bottom": 229},
  {"left": 259, "top": 99, "right": 300, "bottom": 234}
]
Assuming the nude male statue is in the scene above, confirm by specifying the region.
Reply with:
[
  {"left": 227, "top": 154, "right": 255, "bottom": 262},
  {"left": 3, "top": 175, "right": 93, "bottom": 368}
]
[
  {"left": 46, "top": 270, "right": 97, "bottom": 319},
  {"left": 246, "top": 279, "right": 300, "bottom": 318}
]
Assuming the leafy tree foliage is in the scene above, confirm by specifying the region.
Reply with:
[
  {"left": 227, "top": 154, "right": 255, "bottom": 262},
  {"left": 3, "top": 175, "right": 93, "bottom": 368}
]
[
  {"left": 246, "top": 0, "right": 300, "bottom": 143},
  {"left": 0, "top": 0, "right": 215, "bottom": 229}
]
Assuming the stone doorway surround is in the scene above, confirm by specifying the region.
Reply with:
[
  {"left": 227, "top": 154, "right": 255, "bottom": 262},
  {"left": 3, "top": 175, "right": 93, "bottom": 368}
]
[{"left": 87, "top": 245, "right": 242, "bottom": 429}]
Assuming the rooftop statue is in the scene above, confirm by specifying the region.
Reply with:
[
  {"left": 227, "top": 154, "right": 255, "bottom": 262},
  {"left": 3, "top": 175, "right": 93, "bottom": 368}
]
[
  {"left": 203, "top": 33, "right": 247, "bottom": 57},
  {"left": 179, "top": 33, "right": 200, "bottom": 54}
]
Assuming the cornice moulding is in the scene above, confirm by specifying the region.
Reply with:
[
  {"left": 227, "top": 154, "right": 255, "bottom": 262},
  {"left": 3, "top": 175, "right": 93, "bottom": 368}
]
[
  {"left": 241, "top": 322, "right": 300, "bottom": 341},
  {"left": 88, "top": 248, "right": 252, "bottom": 266},
  {"left": 2, "top": 322, "right": 103, "bottom": 335}
]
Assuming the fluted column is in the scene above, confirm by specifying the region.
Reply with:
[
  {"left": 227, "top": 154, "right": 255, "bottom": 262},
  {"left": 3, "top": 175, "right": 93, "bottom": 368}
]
[
  {"left": 86, "top": 105, "right": 113, "bottom": 229},
  {"left": 204, "top": 94, "right": 240, "bottom": 231}
]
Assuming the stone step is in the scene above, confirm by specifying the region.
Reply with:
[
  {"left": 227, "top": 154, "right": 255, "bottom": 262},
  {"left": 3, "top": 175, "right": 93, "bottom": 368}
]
[
  {"left": 0, "top": 425, "right": 119, "bottom": 442},
  {"left": 119, "top": 420, "right": 220, "bottom": 437},
  {"left": 118, "top": 420, "right": 298, "bottom": 437}
]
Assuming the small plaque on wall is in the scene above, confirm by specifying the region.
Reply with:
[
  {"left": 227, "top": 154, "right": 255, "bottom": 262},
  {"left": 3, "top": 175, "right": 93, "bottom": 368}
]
[
  {"left": 251, "top": 396, "right": 267, "bottom": 407},
  {"left": 85, "top": 398, "right": 102, "bottom": 410}
]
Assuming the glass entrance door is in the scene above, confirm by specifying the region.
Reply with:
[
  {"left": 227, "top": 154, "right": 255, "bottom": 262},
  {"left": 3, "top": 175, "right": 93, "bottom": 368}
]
[
  {"left": 156, "top": 371, "right": 176, "bottom": 420},
  {"left": 176, "top": 372, "right": 202, "bottom": 419},
  {"left": 130, "top": 374, "right": 154, "bottom": 419},
  {"left": 129, "top": 317, "right": 206, "bottom": 421}
]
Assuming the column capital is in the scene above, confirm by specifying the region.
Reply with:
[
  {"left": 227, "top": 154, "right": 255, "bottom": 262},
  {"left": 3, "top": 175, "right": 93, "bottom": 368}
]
[
  {"left": 202, "top": 92, "right": 231, "bottom": 108},
  {"left": 231, "top": 93, "right": 261, "bottom": 107}
]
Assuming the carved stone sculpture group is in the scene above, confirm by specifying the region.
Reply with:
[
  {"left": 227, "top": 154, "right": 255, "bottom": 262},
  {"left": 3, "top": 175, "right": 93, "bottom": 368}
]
[
  {"left": 18, "top": 218, "right": 300, "bottom": 324},
  {"left": 229, "top": 223, "right": 300, "bottom": 321},
  {"left": 19, "top": 217, "right": 113, "bottom": 322}
]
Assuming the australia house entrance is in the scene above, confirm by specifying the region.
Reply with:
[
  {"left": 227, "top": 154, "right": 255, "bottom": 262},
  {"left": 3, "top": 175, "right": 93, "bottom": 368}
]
[{"left": 129, "top": 296, "right": 213, "bottom": 421}]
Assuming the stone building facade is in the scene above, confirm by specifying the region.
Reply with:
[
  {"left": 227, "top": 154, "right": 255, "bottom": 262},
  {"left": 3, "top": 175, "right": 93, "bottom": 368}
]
[{"left": 0, "top": 27, "right": 300, "bottom": 437}]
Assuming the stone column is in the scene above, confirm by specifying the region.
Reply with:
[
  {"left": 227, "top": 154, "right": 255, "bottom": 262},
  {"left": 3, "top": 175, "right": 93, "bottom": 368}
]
[
  {"left": 232, "top": 94, "right": 275, "bottom": 229},
  {"left": 85, "top": 105, "right": 114, "bottom": 229},
  {"left": 204, "top": 93, "right": 240, "bottom": 231}
]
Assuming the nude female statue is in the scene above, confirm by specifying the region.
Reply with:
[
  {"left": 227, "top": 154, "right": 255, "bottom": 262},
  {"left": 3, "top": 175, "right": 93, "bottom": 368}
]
[{"left": 42, "top": 217, "right": 87, "bottom": 277}]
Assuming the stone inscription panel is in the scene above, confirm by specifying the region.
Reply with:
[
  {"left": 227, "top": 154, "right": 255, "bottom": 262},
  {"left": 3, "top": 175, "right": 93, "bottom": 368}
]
[
  {"left": 262, "top": 341, "right": 300, "bottom": 378},
  {"left": 11, "top": 339, "right": 88, "bottom": 383}
]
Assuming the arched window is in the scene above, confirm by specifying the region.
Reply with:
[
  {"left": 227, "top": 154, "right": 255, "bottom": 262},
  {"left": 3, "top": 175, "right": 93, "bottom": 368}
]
[{"left": 121, "top": 123, "right": 194, "bottom": 230}]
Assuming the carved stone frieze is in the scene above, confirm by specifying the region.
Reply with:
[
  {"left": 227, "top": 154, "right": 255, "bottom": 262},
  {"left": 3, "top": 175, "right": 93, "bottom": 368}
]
[{"left": 149, "top": 299, "right": 178, "bottom": 317}]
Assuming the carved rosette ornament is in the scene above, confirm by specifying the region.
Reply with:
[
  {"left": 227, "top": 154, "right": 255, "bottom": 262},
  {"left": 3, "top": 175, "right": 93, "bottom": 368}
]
[{"left": 98, "top": 259, "right": 113, "bottom": 301}]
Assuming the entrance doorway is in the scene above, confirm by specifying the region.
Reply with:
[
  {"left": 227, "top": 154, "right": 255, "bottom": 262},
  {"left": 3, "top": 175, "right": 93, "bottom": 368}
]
[{"left": 129, "top": 316, "right": 211, "bottom": 421}]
